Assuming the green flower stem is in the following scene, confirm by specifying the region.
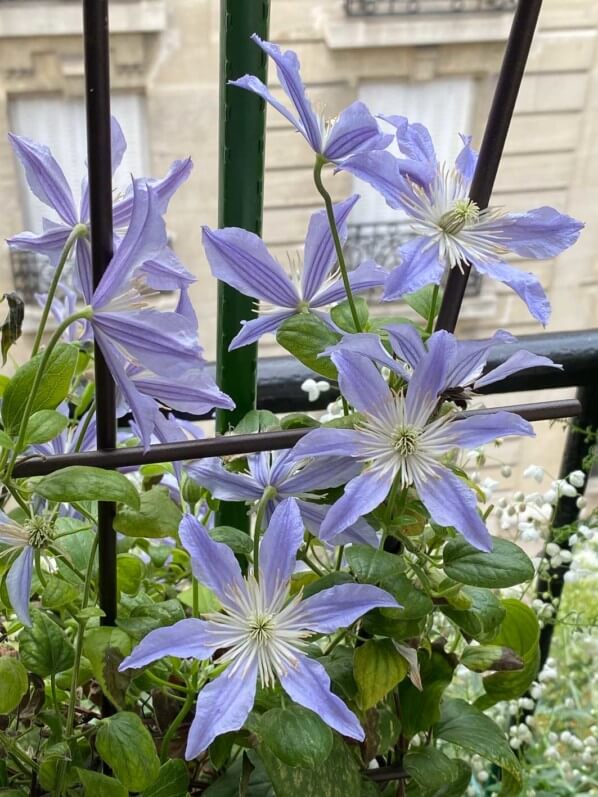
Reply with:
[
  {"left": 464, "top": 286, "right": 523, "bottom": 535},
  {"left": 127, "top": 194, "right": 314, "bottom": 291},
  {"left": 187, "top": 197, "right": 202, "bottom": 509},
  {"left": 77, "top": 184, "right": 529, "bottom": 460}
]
[
  {"left": 30, "top": 224, "right": 88, "bottom": 357},
  {"left": 253, "top": 487, "right": 277, "bottom": 581},
  {"left": 192, "top": 577, "right": 200, "bottom": 618},
  {"left": 159, "top": 689, "right": 195, "bottom": 764},
  {"left": 313, "top": 158, "right": 362, "bottom": 333},
  {"left": 335, "top": 545, "right": 345, "bottom": 571},
  {"left": 426, "top": 284, "right": 440, "bottom": 335},
  {"left": 73, "top": 400, "right": 96, "bottom": 453},
  {"left": 34, "top": 550, "right": 47, "bottom": 589},
  {"left": 5, "top": 308, "right": 92, "bottom": 482}
]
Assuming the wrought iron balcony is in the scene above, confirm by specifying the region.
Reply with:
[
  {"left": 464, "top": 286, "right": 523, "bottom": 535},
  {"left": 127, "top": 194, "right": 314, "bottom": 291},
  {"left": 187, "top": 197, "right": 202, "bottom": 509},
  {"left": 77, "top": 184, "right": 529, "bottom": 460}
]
[
  {"left": 344, "top": 0, "right": 516, "bottom": 16},
  {"left": 9, "top": 250, "right": 55, "bottom": 304},
  {"left": 345, "top": 220, "right": 483, "bottom": 296}
]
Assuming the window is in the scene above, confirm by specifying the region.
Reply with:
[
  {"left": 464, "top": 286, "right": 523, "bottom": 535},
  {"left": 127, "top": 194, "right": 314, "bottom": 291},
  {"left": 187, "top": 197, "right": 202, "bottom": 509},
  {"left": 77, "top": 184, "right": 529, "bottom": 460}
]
[{"left": 9, "top": 92, "right": 149, "bottom": 301}]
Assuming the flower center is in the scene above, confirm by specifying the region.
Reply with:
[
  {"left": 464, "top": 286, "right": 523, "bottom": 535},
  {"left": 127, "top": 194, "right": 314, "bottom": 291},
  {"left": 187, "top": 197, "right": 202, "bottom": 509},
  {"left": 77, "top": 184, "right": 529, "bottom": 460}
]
[
  {"left": 393, "top": 427, "right": 420, "bottom": 457},
  {"left": 25, "top": 517, "right": 54, "bottom": 549},
  {"left": 438, "top": 199, "right": 480, "bottom": 235},
  {"left": 247, "top": 612, "right": 276, "bottom": 645}
]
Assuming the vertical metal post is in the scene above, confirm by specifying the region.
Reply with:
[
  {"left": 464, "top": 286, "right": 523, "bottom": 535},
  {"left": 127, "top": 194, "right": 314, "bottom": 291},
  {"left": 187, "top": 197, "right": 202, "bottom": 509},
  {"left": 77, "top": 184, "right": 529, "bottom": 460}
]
[
  {"left": 435, "top": 0, "right": 543, "bottom": 333},
  {"left": 215, "top": 0, "right": 270, "bottom": 530},
  {"left": 83, "top": 0, "right": 117, "bottom": 625}
]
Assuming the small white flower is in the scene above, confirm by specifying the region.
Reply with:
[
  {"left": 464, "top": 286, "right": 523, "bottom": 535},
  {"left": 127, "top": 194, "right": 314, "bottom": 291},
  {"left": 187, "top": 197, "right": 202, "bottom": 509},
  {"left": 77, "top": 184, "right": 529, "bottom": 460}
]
[
  {"left": 568, "top": 470, "right": 586, "bottom": 488},
  {"left": 301, "top": 378, "right": 330, "bottom": 403},
  {"left": 524, "top": 465, "right": 545, "bottom": 483},
  {"left": 501, "top": 465, "right": 512, "bottom": 478}
]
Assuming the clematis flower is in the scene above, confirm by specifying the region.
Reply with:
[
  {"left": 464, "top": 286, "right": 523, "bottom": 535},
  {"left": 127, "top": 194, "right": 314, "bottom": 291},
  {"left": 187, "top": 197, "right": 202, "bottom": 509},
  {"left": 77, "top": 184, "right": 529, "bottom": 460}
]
[
  {"left": 231, "top": 35, "right": 391, "bottom": 166},
  {"left": 119, "top": 499, "right": 398, "bottom": 758},
  {"left": 0, "top": 511, "right": 54, "bottom": 626},
  {"left": 188, "top": 449, "right": 378, "bottom": 545},
  {"left": 202, "top": 195, "right": 387, "bottom": 349},
  {"left": 8, "top": 118, "right": 194, "bottom": 305},
  {"left": 327, "top": 325, "right": 561, "bottom": 402},
  {"left": 291, "top": 334, "right": 535, "bottom": 551},
  {"left": 374, "top": 119, "right": 583, "bottom": 324}
]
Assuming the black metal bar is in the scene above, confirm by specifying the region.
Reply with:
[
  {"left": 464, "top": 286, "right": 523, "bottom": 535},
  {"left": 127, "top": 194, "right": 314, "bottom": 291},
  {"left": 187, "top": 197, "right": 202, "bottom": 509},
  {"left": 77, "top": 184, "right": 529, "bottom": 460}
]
[
  {"left": 535, "top": 384, "right": 598, "bottom": 672},
  {"left": 435, "top": 0, "right": 543, "bottom": 332},
  {"left": 83, "top": 0, "right": 117, "bottom": 626},
  {"left": 13, "top": 399, "right": 580, "bottom": 478}
]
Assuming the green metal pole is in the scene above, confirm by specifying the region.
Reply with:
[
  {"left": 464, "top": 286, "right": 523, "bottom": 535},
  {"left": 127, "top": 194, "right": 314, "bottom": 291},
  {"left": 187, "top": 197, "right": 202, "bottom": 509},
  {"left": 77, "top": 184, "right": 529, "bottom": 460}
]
[{"left": 215, "top": 0, "right": 270, "bottom": 531}]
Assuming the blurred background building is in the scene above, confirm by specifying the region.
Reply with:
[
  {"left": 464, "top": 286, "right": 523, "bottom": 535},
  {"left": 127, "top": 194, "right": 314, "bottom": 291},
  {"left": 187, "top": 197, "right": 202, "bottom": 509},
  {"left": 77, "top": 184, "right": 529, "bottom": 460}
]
[{"left": 0, "top": 0, "right": 596, "bottom": 492}]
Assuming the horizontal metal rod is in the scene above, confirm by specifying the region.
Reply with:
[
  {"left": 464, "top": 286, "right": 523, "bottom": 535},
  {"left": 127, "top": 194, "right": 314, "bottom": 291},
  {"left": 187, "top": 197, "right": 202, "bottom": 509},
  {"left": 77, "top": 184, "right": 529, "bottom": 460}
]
[{"left": 12, "top": 399, "right": 580, "bottom": 478}]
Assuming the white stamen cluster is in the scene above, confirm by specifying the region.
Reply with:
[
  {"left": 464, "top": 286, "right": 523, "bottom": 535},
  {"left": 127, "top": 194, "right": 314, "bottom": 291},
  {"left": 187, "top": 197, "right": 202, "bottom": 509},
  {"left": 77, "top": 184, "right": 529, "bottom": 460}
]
[
  {"left": 401, "top": 164, "right": 508, "bottom": 270},
  {"left": 25, "top": 516, "right": 54, "bottom": 549},
  {"left": 203, "top": 575, "right": 310, "bottom": 688}
]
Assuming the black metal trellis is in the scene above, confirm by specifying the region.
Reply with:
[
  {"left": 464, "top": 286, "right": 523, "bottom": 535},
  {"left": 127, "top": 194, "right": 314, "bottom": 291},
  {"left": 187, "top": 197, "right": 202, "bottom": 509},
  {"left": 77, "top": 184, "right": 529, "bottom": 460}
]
[{"left": 12, "top": 0, "right": 590, "bottom": 659}]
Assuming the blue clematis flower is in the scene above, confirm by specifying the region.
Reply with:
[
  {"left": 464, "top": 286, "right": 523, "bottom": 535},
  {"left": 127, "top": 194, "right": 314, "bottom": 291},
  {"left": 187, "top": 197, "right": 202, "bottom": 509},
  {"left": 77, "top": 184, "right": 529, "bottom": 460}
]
[
  {"left": 8, "top": 118, "right": 194, "bottom": 307},
  {"left": 119, "top": 499, "right": 398, "bottom": 759},
  {"left": 365, "top": 119, "right": 583, "bottom": 324},
  {"left": 202, "top": 195, "right": 387, "bottom": 349},
  {"left": 188, "top": 449, "right": 378, "bottom": 546},
  {"left": 290, "top": 333, "right": 536, "bottom": 551},
  {"left": 231, "top": 35, "right": 392, "bottom": 166}
]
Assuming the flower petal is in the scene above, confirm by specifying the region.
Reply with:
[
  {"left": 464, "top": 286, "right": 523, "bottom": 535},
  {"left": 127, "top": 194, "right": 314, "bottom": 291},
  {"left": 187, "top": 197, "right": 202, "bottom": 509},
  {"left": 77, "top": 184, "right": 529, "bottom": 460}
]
[
  {"left": 279, "top": 654, "right": 364, "bottom": 740},
  {"left": 7, "top": 546, "right": 34, "bottom": 626},
  {"left": 384, "top": 324, "right": 426, "bottom": 370},
  {"left": 325, "top": 333, "right": 403, "bottom": 376},
  {"left": 300, "top": 583, "right": 399, "bottom": 633},
  {"left": 187, "top": 458, "right": 263, "bottom": 502},
  {"left": 405, "top": 331, "right": 453, "bottom": 426},
  {"left": 7, "top": 224, "right": 70, "bottom": 266},
  {"left": 178, "top": 513, "right": 245, "bottom": 608},
  {"left": 133, "top": 369, "right": 234, "bottom": 415},
  {"left": 75, "top": 238, "right": 94, "bottom": 305},
  {"left": 331, "top": 350, "right": 391, "bottom": 415},
  {"left": 324, "top": 101, "right": 392, "bottom": 162},
  {"left": 290, "top": 427, "right": 364, "bottom": 461},
  {"left": 9, "top": 133, "right": 77, "bottom": 225},
  {"left": 474, "top": 349, "right": 562, "bottom": 390},
  {"left": 444, "top": 329, "right": 516, "bottom": 389},
  {"left": 111, "top": 116, "right": 128, "bottom": 175},
  {"left": 186, "top": 656, "right": 258, "bottom": 759},
  {"left": 294, "top": 499, "right": 378, "bottom": 547},
  {"left": 112, "top": 159, "right": 194, "bottom": 227},
  {"left": 319, "top": 467, "right": 395, "bottom": 541},
  {"left": 415, "top": 467, "right": 492, "bottom": 552},
  {"left": 381, "top": 115, "right": 437, "bottom": 165},
  {"left": 229, "top": 310, "right": 295, "bottom": 350},
  {"left": 313, "top": 260, "right": 387, "bottom": 307},
  {"left": 455, "top": 134, "right": 478, "bottom": 182},
  {"left": 230, "top": 74, "right": 303, "bottom": 134},
  {"left": 472, "top": 259, "right": 551, "bottom": 325},
  {"left": 302, "top": 195, "right": 359, "bottom": 301},
  {"left": 119, "top": 618, "right": 218, "bottom": 671},
  {"left": 339, "top": 151, "right": 407, "bottom": 210},
  {"left": 499, "top": 207, "right": 583, "bottom": 259},
  {"left": 281, "top": 457, "right": 363, "bottom": 494},
  {"left": 449, "top": 410, "right": 534, "bottom": 448},
  {"left": 260, "top": 498, "right": 305, "bottom": 605},
  {"left": 202, "top": 226, "right": 299, "bottom": 308},
  {"left": 383, "top": 238, "right": 445, "bottom": 301},
  {"left": 140, "top": 248, "right": 195, "bottom": 292},
  {"left": 251, "top": 35, "right": 322, "bottom": 152}
]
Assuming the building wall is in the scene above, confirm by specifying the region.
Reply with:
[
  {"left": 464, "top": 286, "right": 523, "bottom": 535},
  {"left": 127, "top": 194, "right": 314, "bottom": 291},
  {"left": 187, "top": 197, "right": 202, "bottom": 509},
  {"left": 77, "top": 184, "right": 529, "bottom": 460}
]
[{"left": 0, "top": 0, "right": 596, "bottom": 488}]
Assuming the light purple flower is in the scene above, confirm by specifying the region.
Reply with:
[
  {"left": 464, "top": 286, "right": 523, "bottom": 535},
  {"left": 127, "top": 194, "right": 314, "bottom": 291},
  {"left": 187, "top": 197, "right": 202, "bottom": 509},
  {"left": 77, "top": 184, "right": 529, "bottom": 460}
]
[
  {"left": 188, "top": 449, "right": 377, "bottom": 546},
  {"left": 119, "top": 499, "right": 398, "bottom": 758},
  {"left": 291, "top": 333, "right": 536, "bottom": 551},
  {"left": 375, "top": 119, "right": 583, "bottom": 324},
  {"left": 7, "top": 118, "right": 194, "bottom": 306},
  {"left": 202, "top": 196, "right": 387, "bottom": 349},
  {"left": 231, "top": 35, "right": 391, "bottom": 165},
  {"left": 0, "top": 511, "right": 54, "bottom": 626},
  {"left": 327, "top": 325, "right": 562, "bottom": 402}
]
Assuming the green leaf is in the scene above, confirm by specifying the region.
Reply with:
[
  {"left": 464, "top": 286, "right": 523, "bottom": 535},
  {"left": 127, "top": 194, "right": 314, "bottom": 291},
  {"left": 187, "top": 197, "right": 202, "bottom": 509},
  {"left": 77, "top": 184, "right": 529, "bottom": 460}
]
[
  {"left": 83, "top": 627, "right": 132, "bottom": 709},
  {"left": 441, "top": 587, "right": 506, "bottom": 642},
  {"left": 117, "top": 554, "right": 145, "bottom": 595},
  {"left": 234, "top": 410, "right": 281, "bottom": 434},
  {"left": 143, "top": 759, "right": 189, "bottom": 797},
  {"left": 0, "top": 657, "right": 29, "bottom": 713},
  {"left": 23, "top": 410, "right": 68, "bottom": 447},
  {"left": 41, "top": 579, "right": 79, "bottom": 610},
  {"left": 2, "top": 342, "right": 78, "bottom": 435},
  {"left": 280, "top": 413, "right": 320, "bottom": 430},
  {"left": 179, "top": 582, "right": 221, "bottom": 613},
  {"left": 404, "top": 285, "right": 442, "bottom": 321},
  {"left": 258, "top": 734, "right": 362, "bottom": 797},
  {"left": 461, "top": 644, "right": 523, "bottom": 674},
  {"left": 19, "top": 610, "right": 75, "bottom": 677},
  {"left": 404, "top": 748, "right": 466, "bottom": 793},
  {"left": 259, "top": 706, "right": 333, "bottom": 769},
  {"left": 34, "top": 466, "right": 139, "bottom": 509},
  {"left": 76, "top": 769, "right": 128, "bottom": 797},
  {"left": 116, "top": 599, "right": 184, "bottom": 641},
  {"left": 330, "top": 297, "right": 369, "bottom": 333},
  {"left": 354, "top": 639, "right": 409, "bottom": 709},
  {"left": 443, "top": 536, "right": 534, "bottom": 588},
  {"left": 379, "top": 573, "right": 433, "bottom": 620},
  {"left": 1, "top": 292, "right": 24, "bottom": 366},
  {"left": 345, "top": 545, "right": 404, "bottom": 584},
  {"left": 434, "top": 698, "right": 521, "bottom": 793},
  {"left": 0, "top": 429, "right": 14, "bottom": 449},
  {"left": 277, "top": 313, "right": 340, "bottom": 380},
  {"left": 114, "top": 486, "right": 181, "bottom": 538},
  {"left": 96, "top": 712, "right": 160, "bottom": 792},
  {"left": 210, "top": 526, "right": 253, "bottom": 556},
  {"left": 476, "top": 599, "right": 540, "bottom": 708},
  {"left": 302, "top": 572, "right": 353, "bottom": 599},
  {"left": 398, "top": 650, "right": 456, "bottom": 739}
]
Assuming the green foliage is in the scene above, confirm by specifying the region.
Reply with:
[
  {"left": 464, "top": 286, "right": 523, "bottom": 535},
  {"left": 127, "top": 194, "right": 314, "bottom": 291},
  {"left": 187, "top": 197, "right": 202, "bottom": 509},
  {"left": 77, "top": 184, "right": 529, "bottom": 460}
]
[
  {"left": 259, "top": 706, "right": 333, "bottom": 768},
  {"left": 19, "top": 610, "right": 75, "bottom": 677},
  {"left": 76, "top": 769, "right": 128, "bottom": 797},
  {"left": 443, "top": 535, "right": 534, "bottom": 587},
  {"left": 276, "top": 312, "right": 340, "bottom": 379},
  {"left": 0, "top": 657, "right": 29, "bottom": 714},
  {"left": 83, "top": 627, "right": 132, "bottom": 709},
  {"left": 143, "top": 760, "right": 189, "bottom": 796},
  {"left": 34, "top": 465, "right": 139, "bottom": 508},
  {"left": 330, "top": 297, "right": 369, "bottom": 333},
  {"left": 354, "top": 639, "right": 409, "bottom": 709},
  {"left": 114, "top": 486, "right": 181, "bottom": 538},
  {"left": 23, "top": 410, "right": 69, "bottom": 447},
  {"left": 96, "top": 712, "right": 161, "bottom": 792}
]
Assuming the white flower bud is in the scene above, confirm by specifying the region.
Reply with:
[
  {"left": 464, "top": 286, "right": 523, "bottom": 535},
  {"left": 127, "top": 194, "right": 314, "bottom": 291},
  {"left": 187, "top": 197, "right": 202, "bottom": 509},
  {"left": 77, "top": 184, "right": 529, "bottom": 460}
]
[
  {"left": 543, "top": 489, "right": 557, "bottom": 505},
  {"left": 576, "top": 496, "right": 587, "bottom": 509},
  {"left": 524, "top": 465, "right": 545, "bottom": 482},
  {"left": 546, "top": 542, "right": 560, "bottom": 557},
  {"left": 501, "top": 465, "right": 512, "bottom": 478},
  {"left": 568, "top": 470, "right": 585, "bottom": 488}
]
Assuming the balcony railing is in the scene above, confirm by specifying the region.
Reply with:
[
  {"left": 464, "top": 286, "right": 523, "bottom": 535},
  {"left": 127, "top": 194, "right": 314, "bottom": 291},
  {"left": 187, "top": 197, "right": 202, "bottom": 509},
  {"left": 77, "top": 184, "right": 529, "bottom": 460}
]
[
  {"left": 344, "top": 0, "right": 517, "bottom": 16},
  {"left": 345, "top": 220, "right": 483, "bottom": 297},
  {"left": 9, "top": 250, "right": 55, "bottom": 304}
]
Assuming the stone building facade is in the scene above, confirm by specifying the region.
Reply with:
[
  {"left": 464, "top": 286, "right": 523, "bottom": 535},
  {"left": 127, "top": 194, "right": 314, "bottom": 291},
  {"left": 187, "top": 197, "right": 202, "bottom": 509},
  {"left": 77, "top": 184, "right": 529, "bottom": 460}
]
[{"left": 0, "top": 0, "right": 596, "bottom": 489}]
